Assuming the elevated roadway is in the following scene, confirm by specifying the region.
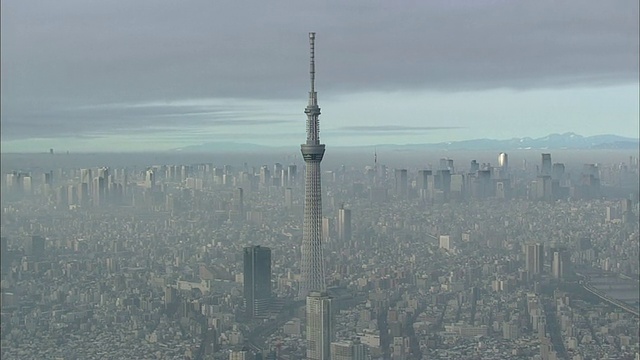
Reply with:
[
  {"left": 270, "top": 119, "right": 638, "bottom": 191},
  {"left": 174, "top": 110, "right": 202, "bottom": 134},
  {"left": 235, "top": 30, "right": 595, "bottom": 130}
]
[{"left": 581, "top": 283, "right": 639, "bottom": 317}]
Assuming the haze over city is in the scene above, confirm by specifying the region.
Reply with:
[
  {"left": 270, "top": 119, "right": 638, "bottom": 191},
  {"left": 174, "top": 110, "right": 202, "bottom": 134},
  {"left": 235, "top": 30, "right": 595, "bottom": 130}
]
[{"left": 1, "top": 2, "right": 639, "bottom": 360}]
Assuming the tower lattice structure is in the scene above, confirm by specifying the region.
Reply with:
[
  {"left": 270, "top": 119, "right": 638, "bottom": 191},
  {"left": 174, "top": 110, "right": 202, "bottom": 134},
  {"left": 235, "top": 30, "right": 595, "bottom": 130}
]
[{"left": 298, "top": 32, "right": 326, "bottom": 300}]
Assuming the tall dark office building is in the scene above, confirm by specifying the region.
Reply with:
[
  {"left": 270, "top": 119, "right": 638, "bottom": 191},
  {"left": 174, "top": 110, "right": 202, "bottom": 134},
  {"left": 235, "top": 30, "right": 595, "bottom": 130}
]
[
  {"left": 233, "top": 188, "right": 244, "bottom": 216},
  {"left": 621, "top": 198, "right": 635, "bottom": 223},
  {"left": 243, "top": 245, "right": 272, "bottom": 318},
  {"left": 437, "top": 169, "right": 451, "bottom": 197},
  {"left": 552, "top": 163, "right": 565, "bottom": 180},
  {"left": 470, "top": 160, "right": 480, "bottom": 173},
  {"left": 541, "top": 154, "right": 552, "bottom": 175},
  {"left": 417, "top": 170, "right": 431, "bottom": 191},
  {"left": 287, "top": 165, "right": 297, "bottom": 186},
  {"left": 394, "top": 169, "right": 408, "bottom": 198}
]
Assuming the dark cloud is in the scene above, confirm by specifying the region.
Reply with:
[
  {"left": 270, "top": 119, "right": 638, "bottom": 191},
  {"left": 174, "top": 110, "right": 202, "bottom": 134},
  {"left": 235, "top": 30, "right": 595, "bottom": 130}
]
[{"left": 1, "top": 0, "right": 637, "bottom": 139}]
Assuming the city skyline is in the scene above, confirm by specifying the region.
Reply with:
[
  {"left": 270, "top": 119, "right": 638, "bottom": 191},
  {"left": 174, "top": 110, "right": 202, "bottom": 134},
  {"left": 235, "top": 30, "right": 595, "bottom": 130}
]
[
  {"left": 1, "top": 1, "right": 638, "bottom": 152},
  {"left": 1, "top": 146, "right": 638, "bottom": 358}
]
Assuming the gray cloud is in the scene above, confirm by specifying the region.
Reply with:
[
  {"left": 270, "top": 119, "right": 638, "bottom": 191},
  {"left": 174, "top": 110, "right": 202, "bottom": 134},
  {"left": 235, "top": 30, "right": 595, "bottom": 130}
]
[
  {"left": 1, "top": 0, "right": 637, "bottom": 139},
  {"left": 1, "top": 101, "right": 296, "bottom": 140}
]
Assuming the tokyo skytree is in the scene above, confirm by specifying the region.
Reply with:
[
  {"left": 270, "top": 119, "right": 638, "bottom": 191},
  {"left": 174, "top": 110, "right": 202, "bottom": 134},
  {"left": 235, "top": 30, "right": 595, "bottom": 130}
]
[{"left": 298, "top": 32, "right": 326, "bottom": 300}]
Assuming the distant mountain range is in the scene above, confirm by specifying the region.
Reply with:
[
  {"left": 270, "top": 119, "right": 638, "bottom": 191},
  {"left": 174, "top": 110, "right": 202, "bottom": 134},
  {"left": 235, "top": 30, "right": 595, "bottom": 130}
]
[
  {"left": 172, "top": 133, "right": 639, "bottom": 153},
  {"left": 395, "top": 133, "right": 639, "bottom": 151}
]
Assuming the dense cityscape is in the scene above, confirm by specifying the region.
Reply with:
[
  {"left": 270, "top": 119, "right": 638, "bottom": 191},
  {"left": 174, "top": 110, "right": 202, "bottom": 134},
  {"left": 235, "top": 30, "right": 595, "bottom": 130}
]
[
  {"left": 1, "top": 146, "right": 638, "bottom": 359},
  {"left": 1, "top": 3, "right": 638, "bottom": 359}
]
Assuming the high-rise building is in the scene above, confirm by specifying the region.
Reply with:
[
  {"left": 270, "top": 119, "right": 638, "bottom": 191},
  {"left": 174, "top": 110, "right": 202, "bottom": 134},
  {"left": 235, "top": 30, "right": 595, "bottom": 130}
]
[
  {"left": 552, "top": 163, "right": 565, "bottom": 180},
  {"left": 54, "top": 185, "right": 67, "bottom": 208},
  {"left": 98, "top": 167, "right": 109, "bottom": 183},
  {"left": 5, "top": 173, "right": 16, "bottom": 191},
  {"left": 80, "top": 168, "right": 92, "bottom": 187},
  {"left": 331, "top": 341, "right": 353, "bottom": 360},
  {"left": 145, "top": 169, "right": 155, "bottom": 190},
  {"left": 450, "top": 174, "right": 465, "bottom": 199},
  {"left": 322, "top": 217, "right": 331, "bottom": 243},
  {"left": 525, "top": 243, "right": 544, "bottom": 279},
  {"left": 92, "top": 176, "right": 105, "bottom": 206},
  {"left": 307, "top": 291, "right": 332, "bottom": 360},
  {"left": 536, "top": 175, "right": 553, "bottom": 201},
  {"left": 243, "top": 246, "right": 272, "bottom": 318},
  {"left": 273, "top": 163, "right": 283, "bottom": 186},
  {"left": 22, "top": 176, "right": 32, "bottom": 195},
  {"left": 337, "top": 205, "right": 351, "bottom": 242},
  {"left": 621, "top": 198, "right": 635, "bottom": 223},
  {"left": 233, "top": 188, "right": 244, "bottom": 216},
  {"left": 259, "top": 165, "right": 271, "bottom": 187},
  {"left": 470, "top": 160, "right": 480, "bottom": 173},
  {"left": 552, "top": 250, "right": 564, "bottom": 279},
  {"left": 498, "top": 152, "right": 508, "bottom": 170},
  {"left": 437, "top": 169, "right": 451, "bottom": 198},
  {"left": 331, "top": 340, "right": 368, "bottom": 360},
  {"left": 299, "top": 32, "right": 327, "bottom": 299},
  {"left": 439, "top": 158, "right": 449, "bottom": 170},
  {"left": 417, "top": 170, "right": 432, "bottom": 200},
  {"left": 394, "top": 169, "right": 408, "bottom": 198},
  {"left": 541, "top": 153, "right": 552, "bottom": 175},
  {"left": 284, "top": 187, "right": 294, "bottom": 210},
  {"left": 287, "top": 164, "right": 297, "bottom": 186},
  {"left": 417, "top": 170, "right": 431, "bottom": 191},
  {"left": 43, "top": 171, "right": 53, "bottom": 189},
  {"left": 352, "top": 341, "right": 368, "bottom": 360}
]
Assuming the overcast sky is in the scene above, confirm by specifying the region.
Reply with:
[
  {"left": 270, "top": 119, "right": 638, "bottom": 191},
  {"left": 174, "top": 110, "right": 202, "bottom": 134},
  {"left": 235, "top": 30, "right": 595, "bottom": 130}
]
[{"left": 1, "top": 0, "right": 638, "bottom": 152}]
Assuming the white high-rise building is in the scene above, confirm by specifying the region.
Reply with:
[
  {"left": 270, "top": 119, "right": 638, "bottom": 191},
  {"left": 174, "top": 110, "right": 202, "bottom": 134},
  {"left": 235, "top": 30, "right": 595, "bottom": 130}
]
[
  {"left": 498, "top": 152, "right": 508, "bottom": 170},
  {"left": 552, "top": 250, "right": 566, "bottom": 279},
  {"left": 337, "top": 205, "right": 352, "bottom": 242},
  {"left": 307, "top": 291, "right": 332, "bottom": 360}
]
